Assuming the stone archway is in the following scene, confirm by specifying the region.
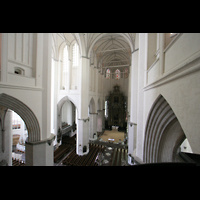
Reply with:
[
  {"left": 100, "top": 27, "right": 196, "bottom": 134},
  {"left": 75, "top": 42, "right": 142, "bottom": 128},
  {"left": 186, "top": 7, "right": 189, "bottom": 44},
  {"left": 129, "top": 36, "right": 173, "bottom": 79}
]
[
  {"left": 57, "top": 96, "right": 78, "bottom": 129},
  {"left": 0, "top": 93, "right": 40, "bottom": 142},
  {"left": 143, "top": 94, "right": 186, "bottom": 163}
]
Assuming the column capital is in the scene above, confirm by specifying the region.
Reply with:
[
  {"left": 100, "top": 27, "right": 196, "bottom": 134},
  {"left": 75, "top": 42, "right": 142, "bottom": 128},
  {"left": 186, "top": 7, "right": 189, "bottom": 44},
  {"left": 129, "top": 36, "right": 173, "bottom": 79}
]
[
  {"left": 78, "top": 117, "right": 90, "bottom": 122},
  {"left": 89, "top": 112, "right": 98, "bottom": 115},
  {"left": 128, "top": 121, "right": 137, "bottom": 127},
  {"left": 25, "top": 134, "right": 55, "bottom": 146},
  {"left": 81, "top": 56, "right": 90, "bottom": 59}
]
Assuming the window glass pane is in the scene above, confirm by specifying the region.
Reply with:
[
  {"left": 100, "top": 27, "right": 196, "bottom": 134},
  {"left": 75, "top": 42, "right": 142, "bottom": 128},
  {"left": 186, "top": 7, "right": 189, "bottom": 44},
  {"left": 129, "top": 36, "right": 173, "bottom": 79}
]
[
  {"left": 72, "top": 43, "right": 79, "bottom": 67},
  {"left": 115, "top": 69, "right": 120, "bottom": 79}
]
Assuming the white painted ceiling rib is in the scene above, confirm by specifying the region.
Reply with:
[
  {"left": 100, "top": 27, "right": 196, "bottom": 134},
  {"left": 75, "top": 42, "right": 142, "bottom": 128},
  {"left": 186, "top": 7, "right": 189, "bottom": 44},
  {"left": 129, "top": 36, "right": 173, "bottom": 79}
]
[{"left": 91, "top": 33, "right": 134, "bottom": 72}]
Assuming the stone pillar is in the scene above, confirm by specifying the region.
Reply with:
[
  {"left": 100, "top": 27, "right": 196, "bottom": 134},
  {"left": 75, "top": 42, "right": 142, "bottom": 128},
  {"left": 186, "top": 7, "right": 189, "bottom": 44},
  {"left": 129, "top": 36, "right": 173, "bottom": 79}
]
[
  {"left": 89, "top": 113, "right": 97, "bottom": 140},
  {"left": 5, "top": 109, "right": 12, "bottom": 166},
  {"left": 0, "top": 107, "right": 12, "bottom": 166},
  {"left": 102, "top": 109, "right": 105, "bottom": 131},
  {"left": 0, "top": 108, "right": 12, "bottom": 166},
  {"left": 25, "top": 134, "right": 55, "bottom": 166},
  {"left": 128, "top": 122, "right": 137, "bottom": 165},
  {"left": 76, "top": 118, "right": 89, "bottom": 155},
  {"left": 76, "top": 56, "right": 90, "bottom": 155},
  {"left": 159, "top": 33, "right": 165, "bottom": 76},
  {"left": 136, "top": 33, "right": 148, "bottom": 160},
  {"left": 97, "top": 110, "right": 103, "bottom": 134}
]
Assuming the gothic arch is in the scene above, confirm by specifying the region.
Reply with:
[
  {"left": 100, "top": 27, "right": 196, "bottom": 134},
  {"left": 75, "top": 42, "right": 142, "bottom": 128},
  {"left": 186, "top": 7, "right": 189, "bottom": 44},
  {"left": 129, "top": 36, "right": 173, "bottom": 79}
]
[
  {"left": 143, "top": 94, "right": 186, "bottom": 163},
  {"left": 97, "top": 98, "right": 101, "bottom": 110},
  {"left": 89, "top": 97, "right": 95, "bottom": 113},
  {"left": 0, "top": 93, "right": 40, "bottom": 142},
  {"left": 57, "top": 96, "right": 78, "bottom": 116},
  {"left": 57, "top": 96, "right": 78, "bottom": 128}
]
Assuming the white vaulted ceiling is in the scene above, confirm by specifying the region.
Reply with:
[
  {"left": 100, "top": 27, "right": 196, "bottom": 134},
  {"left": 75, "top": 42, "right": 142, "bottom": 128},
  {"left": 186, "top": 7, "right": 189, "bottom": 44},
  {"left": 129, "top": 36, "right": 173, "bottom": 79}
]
[
  {"left": 60, "top": 33, "right": 135, "bottom": 71},
  {"left": 90, "top": 33, "right": 135, "bottom": 70}
]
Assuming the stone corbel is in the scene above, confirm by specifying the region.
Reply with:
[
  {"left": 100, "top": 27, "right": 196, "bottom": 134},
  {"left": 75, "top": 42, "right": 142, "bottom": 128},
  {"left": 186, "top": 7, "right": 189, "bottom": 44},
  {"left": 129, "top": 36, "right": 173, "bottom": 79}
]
[
  {"left": 89, "top": 112, "right": 98, "bottom": 115},
  {"left": 0, "top": 106, "right": 8, "bottom": 152},
  {"left": 78, "top": 117, "right": 90, "bottom": 122},
  {"left": 128, "top": 121, "right": 137, "bottom": 127},
  {"left": 132, "top": 48, "right": 139, "bottom": 54},
  {"left": 47, "top": 134, "right": 56, "bottom": 146}
]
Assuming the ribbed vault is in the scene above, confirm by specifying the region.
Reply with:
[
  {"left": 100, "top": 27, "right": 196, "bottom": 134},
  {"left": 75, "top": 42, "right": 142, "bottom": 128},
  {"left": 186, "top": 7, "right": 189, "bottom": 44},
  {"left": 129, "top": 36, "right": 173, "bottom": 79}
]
[{"left": 91, "top": 33, "right": 134, "bottom": 72}]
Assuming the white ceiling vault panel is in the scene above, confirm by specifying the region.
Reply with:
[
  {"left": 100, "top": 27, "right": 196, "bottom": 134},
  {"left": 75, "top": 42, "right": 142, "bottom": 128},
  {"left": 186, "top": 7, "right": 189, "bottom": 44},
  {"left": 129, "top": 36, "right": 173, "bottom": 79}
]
[
  {"left": 61, "top": 33, "right": 135, "bottom": 71},
  {"left": 87, "top": 33, "right": 135, "bottom": 70}
]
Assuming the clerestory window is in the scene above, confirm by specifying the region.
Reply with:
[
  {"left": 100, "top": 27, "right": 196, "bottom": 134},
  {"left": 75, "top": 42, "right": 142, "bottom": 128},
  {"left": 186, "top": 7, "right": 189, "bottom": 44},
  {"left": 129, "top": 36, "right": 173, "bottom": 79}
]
[
  {"left": 106, "top": 68, "right": 110, "bottom": 79},
  {"left": 72, "top": 43, "right": 79, "bottom": 67},
  {"left": 62, "top": 45, "right": 69, "bottom": 89},
  {"left": 115, "top": 69, "right": 120, "bottom": 79}
]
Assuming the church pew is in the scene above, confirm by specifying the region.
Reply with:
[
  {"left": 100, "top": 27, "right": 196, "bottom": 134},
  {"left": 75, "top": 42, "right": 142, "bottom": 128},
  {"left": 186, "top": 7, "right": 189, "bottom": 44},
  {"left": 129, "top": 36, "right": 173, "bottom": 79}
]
[
  {"left": 63, "top": 148, "right": 76, "bottom": 165},
  {"left": 87, "top": 145, "right": 100, "bottom": 166},
  {"left": 54, "top": 144, "right": 71, "bottom": 163},
  {"left": 83, "top": 145, "right": 97, "bottom": 166},
  {"left": 68, "top": 150, "right": 78, "bottom": 166},
  {"left": 62, "top": 143, "right": 105, "bottom": 166},
  {"left": 75, "top": 144, "right": 93, "bottom": 166},
  {"left": 12, "top": 158, "right": 25, "bottom": 166}
]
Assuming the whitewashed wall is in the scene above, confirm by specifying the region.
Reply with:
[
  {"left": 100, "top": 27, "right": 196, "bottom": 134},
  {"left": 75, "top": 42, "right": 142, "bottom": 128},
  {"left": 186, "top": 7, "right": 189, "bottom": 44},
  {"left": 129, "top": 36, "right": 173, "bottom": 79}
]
[{"left": 135, "top": 33, "right": 200, "bottom": 161}]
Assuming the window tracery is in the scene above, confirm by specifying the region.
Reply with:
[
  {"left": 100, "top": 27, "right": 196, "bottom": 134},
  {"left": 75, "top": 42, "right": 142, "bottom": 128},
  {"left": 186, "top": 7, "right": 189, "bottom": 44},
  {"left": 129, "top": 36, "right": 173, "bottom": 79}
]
[
  {"left": 115, "top": 69, "right": 120, "bottom": 79},
  {"left": 62, "top": 45, "right": 69, "bottom": 89},
  {"left": 125, "top": 68, "right": 128, "bottom": 78},
  {"left": 106, "top": 68, "right": 110, "bottom": 79},
  {"left": 72, "top": 42, "right": 79, "bottom": 67}
]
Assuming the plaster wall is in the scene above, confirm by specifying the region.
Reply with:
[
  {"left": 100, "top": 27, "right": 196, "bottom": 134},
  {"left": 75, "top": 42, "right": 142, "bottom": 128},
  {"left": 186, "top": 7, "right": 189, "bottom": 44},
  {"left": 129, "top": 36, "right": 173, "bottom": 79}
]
[
  {"left": 135, "top": 33, "right": 200, "bottom": 161},
  {"left": 103, "top": 76, "right": 129, "bottom": 97},
  {"left": 143, "top": 68, "right": 200, "bottom": 155}
]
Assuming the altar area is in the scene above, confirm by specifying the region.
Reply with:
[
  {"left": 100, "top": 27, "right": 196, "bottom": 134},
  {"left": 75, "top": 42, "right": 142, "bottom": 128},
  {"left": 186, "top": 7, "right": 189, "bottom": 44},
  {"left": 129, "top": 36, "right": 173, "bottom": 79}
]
[{"left": 100, "top": 127, "right": 125, "bottom": 143}]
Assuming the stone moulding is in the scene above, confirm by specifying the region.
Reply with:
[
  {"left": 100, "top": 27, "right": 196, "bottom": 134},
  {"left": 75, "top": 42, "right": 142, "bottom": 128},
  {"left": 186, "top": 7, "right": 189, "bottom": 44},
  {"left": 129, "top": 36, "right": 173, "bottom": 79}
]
[
  {"left": 25, "top": 134, "right": 55, "bottom": 146},
  {"left": 0, "top": 93, "right": 41, "bottom": 142},
  {"left": 78, "top": 117, "right": 90, "bottom": 122},
  {"left": 143, "top": 94, "right": 185, "bottom": 163}
]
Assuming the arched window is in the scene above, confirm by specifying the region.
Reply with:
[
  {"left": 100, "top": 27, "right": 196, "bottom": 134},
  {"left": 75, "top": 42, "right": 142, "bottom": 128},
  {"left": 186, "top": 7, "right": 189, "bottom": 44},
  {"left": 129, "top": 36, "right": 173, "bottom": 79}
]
[
  {"left": 62, "top": 45, "right": 69, "bottom": 89},
  {"left": 106, "top": 68, "right": 110, "bottom": 79},
  {"left": 72, "top": 42, "right": 79, "bottom": 67},
  {"left": 125, "top": 68, "right": 128, "bottom": 78},
  {"left": 115, "top": 69, "right": 120, "bottom": 79}
]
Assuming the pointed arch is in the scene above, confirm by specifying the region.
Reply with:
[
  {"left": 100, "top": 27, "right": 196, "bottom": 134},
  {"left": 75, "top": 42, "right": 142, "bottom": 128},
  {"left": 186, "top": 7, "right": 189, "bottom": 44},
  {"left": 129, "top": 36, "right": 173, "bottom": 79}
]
[
  {"left": 97, "top": 98, "right": 101, "bottom": 110},
  {"left": 57, "top": 96, "right": 78, "bottom": 134},
  {"left": 143, "top": 94, "right": 186, "bottom": 163},
  {"left": 124, "top": 68, "right": 129, "bottom": 78},
  {"left": 115, "top": 69, "right": 120, "bottom": 79},
  {"left": 105, "top": 68, "right": 110, "bottom": 79},
  {"left": 89, "top": 97, "right": 95, "bottom": 113},
  {"left": 0, "top": 93, "right": 40, "bottom": 142},
  {"left": 57, "top": 96, "right": 78, "bottom": 118}
]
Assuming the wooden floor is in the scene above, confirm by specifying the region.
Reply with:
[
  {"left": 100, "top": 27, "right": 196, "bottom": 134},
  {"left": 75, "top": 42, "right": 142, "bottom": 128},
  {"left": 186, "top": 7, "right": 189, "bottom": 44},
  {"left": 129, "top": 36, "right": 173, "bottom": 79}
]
[{"left": 100, "top": 129, "right": 125, "bottom": 143}]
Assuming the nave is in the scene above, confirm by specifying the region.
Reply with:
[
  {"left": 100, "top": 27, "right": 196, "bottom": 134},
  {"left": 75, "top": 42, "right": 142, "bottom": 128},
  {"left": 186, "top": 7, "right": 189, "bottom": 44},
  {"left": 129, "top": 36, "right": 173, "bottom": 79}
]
[{"left": 54, "top": 134, "right": 129, "bottom": 166}]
